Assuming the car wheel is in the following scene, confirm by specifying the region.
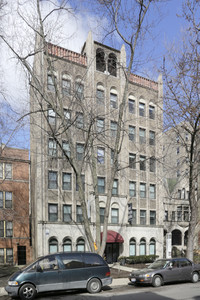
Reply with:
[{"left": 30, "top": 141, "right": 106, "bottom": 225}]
[
  {"left": 19, "top": 283, "right": 36, "bottom": 300},
  {"left": 192, "top": 272, "right": 199, "bottom": 283},
  {"left": 152, "top": 275, "right": 163, "bottom": 287},
  {"left": 87, "top": 278, "right": 102, "bottom": 293}
]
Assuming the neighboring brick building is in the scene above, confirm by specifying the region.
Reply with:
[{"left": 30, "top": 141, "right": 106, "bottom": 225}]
[{"left": 0, "top": 145, "right": 31, "bottom": 265}]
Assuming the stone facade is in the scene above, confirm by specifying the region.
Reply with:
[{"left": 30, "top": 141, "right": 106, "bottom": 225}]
[{"left": 30, "top": 32, "right": 164, "bottom": 262}]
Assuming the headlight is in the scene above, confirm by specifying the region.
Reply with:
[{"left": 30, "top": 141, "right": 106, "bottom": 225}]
[
  {"left": 144, "top": 274, "right": 151, "bottom": 278},
  {"left": 8, "top": 281, "right": 19, "bottom": 286},
  {"left": 139, "top": 274, "right": 151, "bottom": 278}
]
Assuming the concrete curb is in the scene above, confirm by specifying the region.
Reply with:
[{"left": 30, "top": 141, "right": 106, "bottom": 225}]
[{"left": 0, "top": 287, "right": 6, "bottom": 296}]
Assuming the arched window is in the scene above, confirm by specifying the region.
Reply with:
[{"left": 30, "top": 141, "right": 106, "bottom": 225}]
[
  {"left": 110, "top": 88, "right": 118, "bottom": 109},
  {"left": 139, "top": 238, "right": 146, "bottom": 255},
  {"left": 96, "top": 83, "right": 105, "bottom": 106},
  {"left": 172, "top": 229, "right": 182, "bottom": 246},
  {"left": 96, "top": 48, "right": 106, "bottom": 72},
  {"left": 62, "top": 73, "right": 71, "bottom": 96},
  {"left": 49, "top": 237, "right": 58, "bottom": 254},
  {"left": 149, "top": 238, "right": 156, "bottom": 255},
  {"left": 75, "top": 77, "right": 84, "bottom": 101},
  {"left": 47, "top": 71, "right": 57, "bottom": 92},
  {"left": 63, "top": 238, "right": 72, "bottom": 252},
  {"left": 129, "top": 238, "right": 136, "bottom": 256},
  {"left": 76, "top": 238, "right": 85, "bottom": 251},
  {"left": 108, "top": 53, "right": 117, "bottom": 76}
]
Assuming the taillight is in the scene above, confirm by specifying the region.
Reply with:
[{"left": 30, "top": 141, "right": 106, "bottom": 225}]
[{"left": 106, "top": 271, "right": 111, "bottom": 277}]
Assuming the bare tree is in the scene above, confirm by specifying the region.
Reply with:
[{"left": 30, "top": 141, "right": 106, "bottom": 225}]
[{"left": 163, "top": 0, "right": 200, "bottom": 260}]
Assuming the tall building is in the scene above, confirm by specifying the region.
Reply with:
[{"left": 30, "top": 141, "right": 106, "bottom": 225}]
[
  {"left": 30, "top": 32, "right": 164, "bottom": 262},
  {"left": 0, "top": 145, "right": 31, "bottom": 265}
]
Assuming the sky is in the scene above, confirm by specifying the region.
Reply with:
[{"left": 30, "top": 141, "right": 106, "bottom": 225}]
[{"left": 0, "top": 0, "right": 187, "bottom": 149}]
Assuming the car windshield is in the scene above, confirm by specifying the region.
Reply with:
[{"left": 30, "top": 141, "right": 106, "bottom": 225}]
[{"left": 148, "top": 260, "right": 170, "bottom": 270}]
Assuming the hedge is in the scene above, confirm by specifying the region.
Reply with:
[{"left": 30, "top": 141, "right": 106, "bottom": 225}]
[{"left": 118, "top": 255, "right": 158, "bottom": 265}]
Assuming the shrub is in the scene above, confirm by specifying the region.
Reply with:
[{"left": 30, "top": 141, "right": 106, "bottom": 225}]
[{"left": 118, "top": 255, "right": 158, "bottom": 265}]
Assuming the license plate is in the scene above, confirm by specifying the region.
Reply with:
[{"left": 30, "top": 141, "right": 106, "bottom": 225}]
[{"left": 131, "top": 278, "right": 136, "bottom": 283}]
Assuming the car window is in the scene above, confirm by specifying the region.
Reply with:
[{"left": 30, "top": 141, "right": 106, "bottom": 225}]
[
  {"left": 84, "top": 254, "right": 105, "bottom": 267},
  {"left": 60, "top": 254, "right": 85, "bottom": 269},
  {"left": 179, "top": 259, "right": 192, "bottom": 268},
  {"left": 38, "top": 256, "right": 59, "bottom": 271},
  {"left": 148, "top": 260, "right": 170, "bottom": 269}
]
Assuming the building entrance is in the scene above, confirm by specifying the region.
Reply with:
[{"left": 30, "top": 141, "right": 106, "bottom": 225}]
[
  {"left": 105, "top": 243, "right": 119, "bottom": 264},
  {"left": 17, "top": 246, "right": 26, "bottom": 265}
]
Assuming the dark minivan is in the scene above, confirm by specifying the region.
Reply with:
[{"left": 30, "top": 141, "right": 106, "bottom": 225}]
[{"left": 5, "top": 252, "right": 112, "bottom": 300}]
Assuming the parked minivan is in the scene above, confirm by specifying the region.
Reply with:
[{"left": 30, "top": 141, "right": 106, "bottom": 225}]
[{"left": 5, "top": 252, "right": 112, "bottom": 300}]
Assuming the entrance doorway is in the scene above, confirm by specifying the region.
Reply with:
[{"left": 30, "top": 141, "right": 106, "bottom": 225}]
[
  {"left": 105, "top": 243, "right": 119, "bottom": 264},
  {"left": 17, "top": 246, "right": 26, "bottom": 265}
]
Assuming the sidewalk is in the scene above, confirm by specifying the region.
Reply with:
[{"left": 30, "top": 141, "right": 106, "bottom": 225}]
[{"left": 0, "top": 263, "right": 133, "bottom": 297}]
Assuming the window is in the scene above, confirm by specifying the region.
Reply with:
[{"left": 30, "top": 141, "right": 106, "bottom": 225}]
[
  {"left": 177, "top": 206, "right": 182, "bottom": 221},
  {"left": 165, "top": 210, "right": 168, "bottom": 221},
  {"left": 76, "top": 112, "right": 84, "bottom": 129},
  {"left": 149, "top": 131, "right": 155, "bottom": 146},
  {"left": 76, "top": 238, "right": 85, "bottom": 252},
  {"left": 63, "top": 205, "right": 72, "bottom": 223},
  {"left": 6, "top": 221, "right": 13, "bottom": 237},
  {"left": 64, "top": 109, "right": 71, "bottom": 122},
  {"left": 140, "top": 211, "right": 146, "bottom": 225},
  {"left": 96, "top": 48, "right": 106, "bottom": 72},
  {"left": 62, "top": 141, "right": 70, "bottom": 157},
  {"left": 150, "top": 211, "right": 156, "bottom": 225},
  {"left": 98, "top": 177, "right": 105, "bottom": 194},
  {"left": 5, "top": 192, "right": 12, "bottom": 208},
  {"left": 139, "top": 128, "right": 146, "bottom": 144},
  {"left": 75, "top": 82, "right": 84, "bottom": 100},
  {"left": 183, "top": 206, "right": 189, "bottom": 221},
  {"left": 129, "top": 126, "right": 135, "bottom": 141},
  {"left": 49, "top": 238, "right": 58, "bottom": 254},
  {"left": 97, "top": 148, "right": 105, "bottom": 164},
  {"left": 111, "top": 208, "right": 119, "bottom": 224},
  {"left": 62, "top": 173, "right": 72, "bottom": 190},
  {"left": 97, "top": 118, "right": 104, "bottom": 133},
  {"left": 0, "top": 192, "right": 12, "bottom": 208},
  {"left": 48, "top": 138, "right": 57, "bottom": 156},
  {"left": 5, "top": 164, "right": 12, "bottom": 179},
  {"left": 76, "top": 143, "right": 84, "bottom": 161},
  {"left": 178, "top": 189, "right": 181, "bottom": 199},
  {"left": 63, "top": 238, "right": 72, "bottom": 252},
  {"left": 128, "top": 99, "right": 135, "bottom": 114},
  {"left": 150, "top": 157, "right": 156, "bottom": 172},
  {"left": 177, "top": 147, "right": 179, "bottom": 154},
  {"left": 149, "top": 239, "right": 156, "bottom": 255},
  {"left": 132, "top": 209, "right": 137, "bottom": 225},
  {"left": 110, "top": 92, "right": 117, "bottom": 108},
  {"left": 111, "top": 121, "right": 117, "bottom": 137},
  {"left": 48, "top": 204, "right": 58, "bottom": 222},
  {"left": 129, "top": 153, "right": 136, "bottom": 169},
  {"left": 47, "top": 74, "right": 56, "bottom": 92},
  {"left": 150, "top": 184, "right": 156, "bottom": 199},
  {"left": 76, "top": 206, "right": 83, "bottom": 223},
  {"left": 0, "top": 249, "right": 4, "bottom": 263},
  {"left": 48, "top": 171, "right": 58, "bottom": 189},
  {"left": 112, "top": 179, "right": 118, "bottom": 195},
  {"left": 108, "top": 53, "right": 117, "bottom": 76},
  {"left": 76, "top": 174, "right": 85, "bottom": 192},
  {"left": 172, "top": 211, "right": 175, "bottom": 221},
  {"left": 139, "top": 102, "right": 145, "bottom": 117},
  {"left": 0, "top": 221, "right": 3, "bottom": 237},
  {"left": 139, "top": 238, "right": 146, "bottom": 255},
  {"left": 96, "top": 88, "right": 104, "bottom": 105},
  {"left": 149, "top": 105, "right": 155, "bottom": 119},
  {"left": 6, "top": 249, "right": 13, "bottom": 264},
  {"left": 140, "top": 155, "right": 146, "bottom": 171},
  {"left": 48, "top": 108, "right": 56, "bottom": 126},
  {"left": 100, "top": 207, "right": 105, "bottom": 223},
  {"left": 140, "top": 183, "right": 146, "bottom": 198},
  {"left": 62, "top": 76, "right": 71, "bottom": 96},
  {"left": 129, "top": 181, "right": 136, "bottom": 197},
  {"left": 129, "top": 238, "right": 136, "bottom": 256}
]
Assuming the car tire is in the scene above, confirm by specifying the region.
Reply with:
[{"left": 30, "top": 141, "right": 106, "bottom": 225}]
[
  {"left": 19, "top": 283, "right": 37, "bottom": 300},
  {"left": 152, "top": 275, "right": 163, "bottom": 287},
  {"left": 87, "top": 278, "right": 102, "bottom": 293},
  {"left": 192, "top": 272, "right": 199, "bottom": 283}
]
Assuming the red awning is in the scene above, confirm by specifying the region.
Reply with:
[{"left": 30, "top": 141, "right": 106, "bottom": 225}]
[{"left": 101, "top": 230, "right": 124, "bottom": 243}]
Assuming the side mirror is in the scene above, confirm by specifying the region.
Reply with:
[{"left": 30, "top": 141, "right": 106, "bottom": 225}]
[{"left": 36, "top": 265, "right": 43, "bottom": 272}]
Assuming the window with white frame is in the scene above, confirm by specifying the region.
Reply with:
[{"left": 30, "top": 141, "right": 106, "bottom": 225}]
[
  {"left": 48, "top": 204, "right": 58, "bottom": 222},
  {"left": 49, "top": 238, "right": 58, "bottom": 254},
  {"left": 76, "top": 174, "right": 85, "bottom": 192},
  {"left": 132, "top": 209, "right": 137, "bottom": 225},
  {"left": 48, "top": 138, "right": 57, "bottom": 156},
  {"left": 62, "top": 173, "right": 72, "bottom": 190},
  {"left": 112, "top": 179, "right": 118, "bottom": 195},
  {"left": 111, "top": 208, "right": 119, "bottom": 224},
  {"left": 97, "top": 148, "right": 105, "bottom": 164},
  {"left": 96, "top": 86, "right": 105, "bottom": 105},
  {"left": 140, "top": 211, "right": 146, "bottom": 225},
  {"left": 149, "top": 131, "right": 155, "bottom": 146},
  {"left": 150, "top": 184, "right": 156, "bottom": 199},
  {"left": 47, "top": 73, "right": 56, "bottom": 92},
  {"left": 62, "top": 74, "right": 71, "bottom": 96},
  {"left": 139, "top": 128, "right": 146, "bottom": 144},
  {"left": 140, "top": 155, "right": 146, "bottom": 171},
  {"left": 149, "top": 238, "right": 156, "bottom": 255},
  {"left": 129, "top": 238, "right": 136, "bottom": 256},
  {"left": 6, "top": 248, "right": 13, "bottom": 264},
  {"left": 128, "top": 98, "right": 135, "bottom": 114},
  {"left": 76, "top": 206, "right": 83, "bottom": 223},
  {"left": 129, "top": 153, "right": 136, "bottom": 169},
  {"left": 75, "top": 81, "right": 84, "bottom": 100},
  {"left": 139, "top": 102, "right": 145, "bottom": 117},
  {"left": 140, "top": 183, "right": 146, "bottom": 198},
  {"left": 76, "top": 143, "right": 84, "bottom": 161},
  {"left": 6, "top": 221, "right": 13, "bottom": 237},
  {"left": 63, "top": 205, "right": 72, "bottom": 223},
  {"left": 0, "top": 248, "right": 4, "bottom": 263},
  {"left": 97, "top": 118, "right": 105, "bottom": 133},
  {"left": 63, "top": 238, "right": 72, "bottom": 252},
  {"left": 0, "top": 191, "right": 12, "bottom": 209},
  {"left": 129, "top": 181, "right": 136, "bottom": 197},
  {"left": 150, "top": 157, "right": 156, "bottom": 172},
  {"left": 110, "top": 91, "right": 117, "bottom": 108},
  {"left": 48, "top": 171, "right": 58, "bottom": 189},
  {"left": 97, "top": 177, "right": 105, "bottom": 194},
  {"left": 150, "top": 211, "right": 156, "bottom": 225},
  {"left": 64, "top": 109, "right": 71, "bottom": 122},
  {"left": 76, "top": 112, "right": 84, "bottom": 129},
  {"left": 0, "top": 163, "right": 12, "bottom": 179},
  {"left": 149, "top": 105, "right": 155, "bottom": 119},
  {"left": 48, "top": 108, "right": 56, "bottom": 126},
  {"left": 62, "top": 141, "right": 70, "bottom": 157},
  {"left": 139, "top": 238, "right": 146, "bottom": 255},
  {"left": 76, "top": 238, "right": 85, "bottom": 251},
  {"left": 110, "top": 121, "right": 117, "bottom": 137},
  {"left": 129, "top": 125, "right": 135, "bottom": 141},
  {"left": 100, "top": 207, "right": 105, "bottom": 223}
]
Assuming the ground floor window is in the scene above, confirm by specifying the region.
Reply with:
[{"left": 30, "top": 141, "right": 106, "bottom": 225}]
[
  {"left": 76, "top": 238, "right": 85, "bottom": 251},
  {"left": 129, "top": 238, "right": 136, "bottom": 256},
  {"left": 49, "top": 237, "right": 58, "bottom": 253},
  {"left": 63, "top": 238, "right": 72, "bottom": 252},
  {"left": 139, "top": 238, "right": 146, "bottom": 255},
  {"left": 149, "top": 238, "right": 156, "bottom": 255},
  {"left": 0, "top": 248, "right": 13, "bottom": 264}
]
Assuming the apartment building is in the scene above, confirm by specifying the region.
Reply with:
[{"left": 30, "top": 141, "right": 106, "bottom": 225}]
[
  {"left": 0, "top": 145, "right": 31, "bottom": 265},
  {"left": 163, "top": 126, "right": 191, "bottom": 254},
  {"left": 30, "top": 32, "right": 164, "bottom": 262}
]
